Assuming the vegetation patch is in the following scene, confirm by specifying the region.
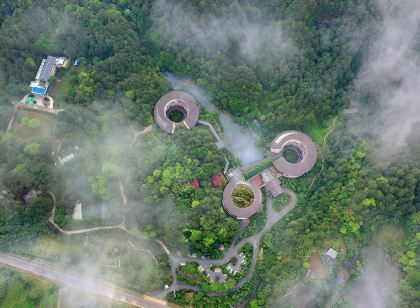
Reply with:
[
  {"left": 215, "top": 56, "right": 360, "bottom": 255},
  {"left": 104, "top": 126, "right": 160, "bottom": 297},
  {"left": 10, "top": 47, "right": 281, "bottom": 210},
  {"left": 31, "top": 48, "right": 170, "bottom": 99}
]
[
  {"left": 243, "top": 158, "right": 276, "bottom": 179},
  {"left": 283, "top": 148, "right": 300, "bottom": 163},
  {"left": 273, "top": 193, "right": 291, "bottom": 211},
  {"left": 176, "top": 263, "right": 209, "bottom": 287},
  {"left": 0, "top": 266, "right": 58, "bottom": 307},
  {"left": 9, "top": 233, "right": 170, "bottom": 294},
  {"left": 12, "top": 109, "right": 55, "bottom": 141},
  {"left": 232, "top": 184, "right": 254, "bottom": 208},
  {"left": 0, "top": 103, "right": 14, "bottom": 129},
  {"left": 59, "top": 287, "right": 131, "bottom": 307},
  {"left": 307, "top": 125, "right": 330, "bottom": 146},
  {"left": 167, "top": 108, "right": 186, "bottom": 123}
]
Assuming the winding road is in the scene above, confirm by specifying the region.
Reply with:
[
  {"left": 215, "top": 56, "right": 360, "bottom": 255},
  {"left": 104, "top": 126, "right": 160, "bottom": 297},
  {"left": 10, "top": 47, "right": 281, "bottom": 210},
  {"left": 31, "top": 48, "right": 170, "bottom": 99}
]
[
  {"left": 45, "top": 124, "right": 299, "bottom": 300},
  {"left": 154, "top": 189, "right": 297, "bottom": 298},
  {"left": 4, "top": 121, "right": 300, "bottom": 303}
]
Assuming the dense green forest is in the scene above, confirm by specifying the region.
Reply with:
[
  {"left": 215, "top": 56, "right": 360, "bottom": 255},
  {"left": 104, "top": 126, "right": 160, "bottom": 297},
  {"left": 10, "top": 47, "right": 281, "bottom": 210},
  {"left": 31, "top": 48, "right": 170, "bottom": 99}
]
[{"left": 0, "top": 0, "right": 418, "bottom": 307}]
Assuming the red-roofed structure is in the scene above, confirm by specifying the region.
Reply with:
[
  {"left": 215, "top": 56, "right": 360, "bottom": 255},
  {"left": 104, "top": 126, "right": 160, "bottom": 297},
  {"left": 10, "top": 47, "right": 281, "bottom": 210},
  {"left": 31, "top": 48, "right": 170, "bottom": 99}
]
[
  {"left": 211, "top": 174, "right": 224, "bottom": 188},
  {"left": 191, "top": 178, "right": 200, "bottom": 188},
  {"left": 249, "top": 174, "right": 264, "bottom": 188}
]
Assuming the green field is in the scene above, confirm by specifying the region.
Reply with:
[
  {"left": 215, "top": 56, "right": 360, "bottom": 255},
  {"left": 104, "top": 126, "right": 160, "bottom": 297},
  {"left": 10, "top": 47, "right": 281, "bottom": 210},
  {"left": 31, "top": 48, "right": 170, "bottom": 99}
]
[
  {"left": 12, "top": 109, "right": 55, "bottom": 141},
  {"left": 59, "top": 288, "right": 130, "bottom": 308},
  {"left": 307, "top": 116, "right": 340, "bottom": 147},
  {"left": 307, "top": 125, "right": 330, "bottom": 146}
]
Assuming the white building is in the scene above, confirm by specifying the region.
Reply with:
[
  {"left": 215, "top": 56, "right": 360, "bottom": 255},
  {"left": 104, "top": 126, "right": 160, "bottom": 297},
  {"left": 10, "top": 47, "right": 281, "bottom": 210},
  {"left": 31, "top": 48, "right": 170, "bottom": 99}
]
[
  {"left": 72, "top": 201, "right": 83, "bottom": 220},
  {"left": 326, "top": 248, "right": 338, "bottom": 260}
]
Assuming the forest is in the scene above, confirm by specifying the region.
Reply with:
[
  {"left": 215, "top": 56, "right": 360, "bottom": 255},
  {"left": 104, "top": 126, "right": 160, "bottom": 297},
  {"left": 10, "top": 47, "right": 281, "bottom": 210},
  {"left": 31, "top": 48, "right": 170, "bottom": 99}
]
[{"left": 0, "top": 0, "right": 418, "bottom": 307}]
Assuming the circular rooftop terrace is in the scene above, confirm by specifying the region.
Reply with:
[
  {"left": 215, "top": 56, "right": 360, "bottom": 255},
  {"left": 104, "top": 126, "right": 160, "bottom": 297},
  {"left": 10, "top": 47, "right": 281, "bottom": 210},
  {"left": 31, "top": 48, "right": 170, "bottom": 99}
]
[
  {"left": 222, "top": 181, "right": 263, "bottom": 220},
  {"left": 154, "top": 91, "right": 200, "bottom": 134},
  {"left": 270, "top": 131, "right": 317, "bottom": 178}
]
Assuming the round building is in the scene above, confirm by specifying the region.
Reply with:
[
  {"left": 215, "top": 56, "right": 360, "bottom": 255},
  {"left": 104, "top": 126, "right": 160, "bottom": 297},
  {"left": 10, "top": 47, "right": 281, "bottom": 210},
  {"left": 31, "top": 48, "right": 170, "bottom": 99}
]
[
  {"left": 222, "top": 181, "right": 263, "bottom": 220},
  {"left": 270, "top": 131, "right": 317, "bottom": 178},
  {"left": 154, "top": 91, "right": 200, "bottom": 134}
]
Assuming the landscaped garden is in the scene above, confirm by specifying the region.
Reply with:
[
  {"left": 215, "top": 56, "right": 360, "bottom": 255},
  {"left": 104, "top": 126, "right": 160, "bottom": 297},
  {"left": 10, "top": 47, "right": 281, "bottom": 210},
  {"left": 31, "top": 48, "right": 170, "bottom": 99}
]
[{"left": 232, "top": 184, "right": 254, "bottom": 208}]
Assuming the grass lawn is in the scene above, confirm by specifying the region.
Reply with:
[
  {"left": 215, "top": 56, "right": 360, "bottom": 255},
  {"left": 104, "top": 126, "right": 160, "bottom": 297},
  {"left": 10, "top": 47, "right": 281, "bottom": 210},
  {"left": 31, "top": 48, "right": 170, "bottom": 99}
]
[
  {"left": 0, "top": 266, "right": 58, "bottom": 308},
  {"left": 307, "top": 125, "right": 330, "bottom": 146},
  {"left": 12, "top": 109, "right": 55, "bottom": 141},
  {"left": 273, "top": 193, "right": 291, "bottom": 211},
  {"left": 307, "top": 116, "right": 340, "bottom": 148},
  {"left": 48, "top": 71, "right": 75, "bottom": 109}
]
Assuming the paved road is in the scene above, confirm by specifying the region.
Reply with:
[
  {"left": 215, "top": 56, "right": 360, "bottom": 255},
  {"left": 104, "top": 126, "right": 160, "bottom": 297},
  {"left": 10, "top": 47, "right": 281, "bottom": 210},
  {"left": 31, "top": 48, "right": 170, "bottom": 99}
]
[
  {"left": 0, "top": 253, "right": 169, "bottom": 308},
  {"left": 36, "top": 120, "right": 297, "bottom": 301},
  {"left": 154, "top": 189, "right": 297, "bottom": 298}
]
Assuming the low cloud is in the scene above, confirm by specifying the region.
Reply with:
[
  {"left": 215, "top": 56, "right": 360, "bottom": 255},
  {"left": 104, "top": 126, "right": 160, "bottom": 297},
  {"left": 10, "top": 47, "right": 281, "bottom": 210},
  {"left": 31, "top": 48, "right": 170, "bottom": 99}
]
[
  {"left": 152, "top": 0, "right": 294, "bottom": 65},
  {"left": 347, "top": 246, "right": 400, "bottom": 308},
  {"left": 350, "top": 0, "right": 420, "bottom": 159},
  {"left": 219, "top": 113, "right": 263, "bottom": 165},
  {"left": 165, "top": 72, "right": 216, "bottom": 112},
  {"left": 164, "top": 72, "right": 263, "bottom": 165}
]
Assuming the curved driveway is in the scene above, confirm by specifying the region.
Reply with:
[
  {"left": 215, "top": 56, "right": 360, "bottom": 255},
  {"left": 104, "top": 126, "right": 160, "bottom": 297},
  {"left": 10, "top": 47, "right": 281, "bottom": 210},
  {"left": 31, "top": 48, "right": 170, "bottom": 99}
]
[
  {"left": 154, "top": 189, "right": 297, "bottom": 298},
  {"left": 45, "top": 125, "right": 298, "bottom": 299}
]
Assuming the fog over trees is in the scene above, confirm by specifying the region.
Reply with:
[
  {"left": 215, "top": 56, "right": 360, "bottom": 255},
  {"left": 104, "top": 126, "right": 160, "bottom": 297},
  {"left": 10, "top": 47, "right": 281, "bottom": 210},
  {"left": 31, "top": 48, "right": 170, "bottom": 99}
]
[{"left": 0, "top": 0, "right": 418, "bottom": 307}]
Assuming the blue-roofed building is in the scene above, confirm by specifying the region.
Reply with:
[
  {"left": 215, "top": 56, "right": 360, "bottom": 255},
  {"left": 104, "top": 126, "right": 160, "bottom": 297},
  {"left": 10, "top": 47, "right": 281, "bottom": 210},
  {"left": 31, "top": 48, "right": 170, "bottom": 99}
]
[{"left": 29, "top": 56, "right": 68, "bottom": 97}]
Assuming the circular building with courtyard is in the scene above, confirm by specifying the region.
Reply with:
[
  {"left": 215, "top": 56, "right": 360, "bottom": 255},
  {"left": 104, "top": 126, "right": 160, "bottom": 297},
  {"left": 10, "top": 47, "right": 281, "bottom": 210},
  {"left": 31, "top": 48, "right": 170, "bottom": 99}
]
[
  {"left": 222, "top": 181, "right": 263, "bottom": 220},
  {"left": 270, "top": 131, "right": 317, "bottom": 178},
  {"left": 154, "top": 91, "right": 200, "bottom": 134}
]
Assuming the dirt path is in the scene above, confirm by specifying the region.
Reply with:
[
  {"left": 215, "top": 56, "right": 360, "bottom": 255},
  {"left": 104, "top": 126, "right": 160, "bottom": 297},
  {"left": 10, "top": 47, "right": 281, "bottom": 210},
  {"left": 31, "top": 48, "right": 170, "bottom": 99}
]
[
  {"left": 307, "top": 116, "right": 338, "bottom": 191},
  {"left": 272, "top": 271, "right": 310, "bottom": 306},
  {"left": 323, "top": 116, "right": 338, "bottom": 150},
  {"left": 5, "top": 105, "right": 18, "bottom": 134},
  {"left": 48, "top": 125, "right": 153, "bottom": 236},
  {"left": 47, "top": 190, "right": 125, "bottom": 235},
  {"left": 128, "top": 240, "right": 158, "bottom": 264},
  {"left": 306, "top": 148, "right": 324, "bottom": 192},
  {"left": 129, "top": 125, "right": 153, "bottom": 149}
]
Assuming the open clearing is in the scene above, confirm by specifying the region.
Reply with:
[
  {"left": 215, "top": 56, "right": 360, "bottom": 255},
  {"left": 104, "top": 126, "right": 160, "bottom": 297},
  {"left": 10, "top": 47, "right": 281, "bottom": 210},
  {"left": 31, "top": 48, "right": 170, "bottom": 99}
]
[{"left": 12, "top": 109, "right": 55, "bottom": 140}]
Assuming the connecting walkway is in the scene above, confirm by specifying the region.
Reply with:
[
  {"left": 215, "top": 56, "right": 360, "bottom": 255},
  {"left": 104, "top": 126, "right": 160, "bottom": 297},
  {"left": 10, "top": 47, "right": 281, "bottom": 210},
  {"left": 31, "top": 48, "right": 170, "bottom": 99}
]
[{"left": 198, "top": 120, "right": 225, "bottom": 149}]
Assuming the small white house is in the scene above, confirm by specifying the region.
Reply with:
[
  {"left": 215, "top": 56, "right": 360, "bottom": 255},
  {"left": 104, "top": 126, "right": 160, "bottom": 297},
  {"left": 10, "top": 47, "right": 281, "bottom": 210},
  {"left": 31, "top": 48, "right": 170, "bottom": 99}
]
[
  {"left": 58, "top": 153, "right": 75, "bottom": 166},
  {"left": 326, "top": 248, "right": 338, "bottom": 260},
  {"left": 72, "top": 201, "right": 83, "bottom": 220}
]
